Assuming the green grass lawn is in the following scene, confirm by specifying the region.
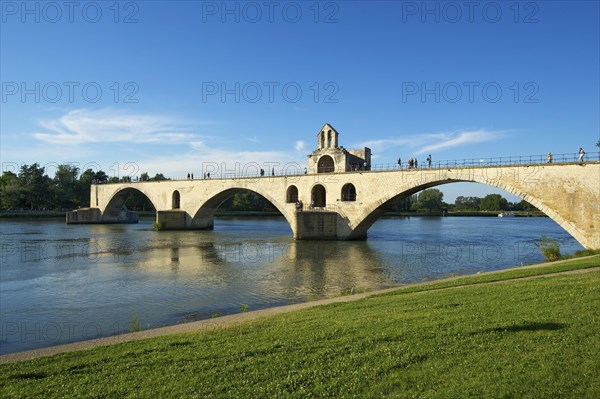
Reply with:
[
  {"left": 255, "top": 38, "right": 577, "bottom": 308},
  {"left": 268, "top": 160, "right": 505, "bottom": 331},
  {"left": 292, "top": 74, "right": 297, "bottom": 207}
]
[{"left": 1, "top": 257, "right": 599, "bottom": 398}]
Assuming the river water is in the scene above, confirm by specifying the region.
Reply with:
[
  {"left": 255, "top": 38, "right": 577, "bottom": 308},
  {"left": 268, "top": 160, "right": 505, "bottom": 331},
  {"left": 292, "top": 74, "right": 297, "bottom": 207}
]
[{"left": 0, "top": 216, "right": 583, "bottom": 354}]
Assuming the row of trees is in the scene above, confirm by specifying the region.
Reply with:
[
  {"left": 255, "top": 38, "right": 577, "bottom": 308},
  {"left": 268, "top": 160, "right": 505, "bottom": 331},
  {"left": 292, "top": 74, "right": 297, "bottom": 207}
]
[
  {"left": 405, "top": 189, "right": 538, "bottom": 214},
  {"left": 0, "top": 164, "right": 109, "bottom": 210},
  {"left": 0, "top": 163, "right": 170, "bottom": 211}
]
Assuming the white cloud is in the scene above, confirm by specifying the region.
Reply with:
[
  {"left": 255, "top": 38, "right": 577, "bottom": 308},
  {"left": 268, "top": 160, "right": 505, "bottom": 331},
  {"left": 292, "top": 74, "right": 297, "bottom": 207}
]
[
  {"left": 354, "top": 129, "right": 503, "bottom": 156},
  {"left": 33, "top": 108, "right": 205, "bottom": 144},
  {"left": 26, "top": 109, "right": 504, "bottom": 179},
  {"left": 415, "top": 130, "right": 502, "bottom": 155}
]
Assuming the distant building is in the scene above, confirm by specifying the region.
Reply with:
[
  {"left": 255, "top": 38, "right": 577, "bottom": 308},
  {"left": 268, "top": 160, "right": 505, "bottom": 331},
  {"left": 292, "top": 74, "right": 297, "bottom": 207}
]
[{"left": 307, "top": 123, "right": 371, "bottom": 173}]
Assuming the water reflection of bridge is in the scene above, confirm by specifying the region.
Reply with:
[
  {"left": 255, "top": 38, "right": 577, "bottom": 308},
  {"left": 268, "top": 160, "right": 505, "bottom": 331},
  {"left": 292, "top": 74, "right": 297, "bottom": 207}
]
[{"left": 135, "top": 240, "right": 394, "bottom": 301}]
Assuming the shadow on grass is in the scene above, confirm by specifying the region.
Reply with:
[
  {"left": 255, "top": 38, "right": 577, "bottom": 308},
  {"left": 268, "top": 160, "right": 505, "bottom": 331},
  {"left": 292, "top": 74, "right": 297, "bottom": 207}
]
[
  {"left": 473, "top": 321, "right": 567, "bottom": 335},
  {"left": 10, "top": 372, "right": 48, "bottom": 380}
]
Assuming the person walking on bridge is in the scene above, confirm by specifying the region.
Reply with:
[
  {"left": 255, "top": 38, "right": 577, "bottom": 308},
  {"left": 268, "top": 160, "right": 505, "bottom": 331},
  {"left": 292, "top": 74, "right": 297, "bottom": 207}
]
[
  {"left": 547, "top": 152, "right": 552, "bottom": 163},
  {"left": 578, "top": 147, "right": 585, "bottom": 162}
]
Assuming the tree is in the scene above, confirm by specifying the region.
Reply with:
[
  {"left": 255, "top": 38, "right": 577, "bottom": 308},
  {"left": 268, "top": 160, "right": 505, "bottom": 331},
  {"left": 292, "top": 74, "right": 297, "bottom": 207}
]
[
  {"left": 94, "top": 170, "right": 108, "bottom": 183},
  {"left": 221, "top": 191, "right": 277, "bottom": 212},
  {"left": 390, "top": 193, "right": 417, "bottom": 212},
  {"left": 513, "top": 199, "right": 538, "bottom": 212},
  {"left": 18, "top": 163, "right": 52, "bottom": 210},
  {"left": 139, "top": 172, "right": 150, "bottom": 182},
  {"left": 454, "top": 196, "right": 481, "bottom": 211},
  {"left": 125, "top": 191, "right": 155, "bottom": 211},
  {"left": 0, "top": 171, "right": 21, "bottom": 209},
  {"left": 411, "top": 189, "right": 444, "bottom": 213},
  {"left": 53, "top": 164, "right": 80, "bottom": 209},
  {"left": 479, "top": 194, "right": 509, "bottom": 211},
  {"left": 151, "top": 173, "right": 168, "bottom": 181}
]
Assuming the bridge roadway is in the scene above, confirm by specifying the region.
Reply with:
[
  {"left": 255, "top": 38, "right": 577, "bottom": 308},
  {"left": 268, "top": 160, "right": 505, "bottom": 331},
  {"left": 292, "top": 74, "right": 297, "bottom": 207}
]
[{"left": 70, "top": 160, "right": 600, "bottom": 250}]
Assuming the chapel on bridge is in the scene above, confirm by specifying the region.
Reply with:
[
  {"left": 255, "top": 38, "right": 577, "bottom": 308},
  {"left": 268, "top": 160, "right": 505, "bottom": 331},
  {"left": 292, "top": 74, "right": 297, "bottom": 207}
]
[{"left": 306, "top": 123, "right": 371, "bottom": 173}]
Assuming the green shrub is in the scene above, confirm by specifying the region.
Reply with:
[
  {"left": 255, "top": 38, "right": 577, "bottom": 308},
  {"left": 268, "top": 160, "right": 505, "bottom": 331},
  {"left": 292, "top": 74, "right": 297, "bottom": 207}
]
[
  {"left": 535, "top": 236, "right": 562, "bottom": 261},
  {"left": 573, "top": 249, "right": 600, "bottom": 258},
  {"left": 152, "top": 222, "right": 165, "bottom": 231},
  {"left": 129, "top": 314, "right": 142, "bottom": 332}
]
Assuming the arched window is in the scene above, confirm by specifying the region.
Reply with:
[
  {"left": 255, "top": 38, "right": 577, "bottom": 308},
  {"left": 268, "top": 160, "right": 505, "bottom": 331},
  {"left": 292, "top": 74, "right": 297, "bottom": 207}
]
[
  {"left": 327, "top": 129, "right": 332, "bottom": 148},
  {"left": 341, "top": 184, "right": 356, "bottom": 201},
  {"left": 172, "top": 190, "right": 180, "bottom": 209},
  {"left": 320, "top": 131, "right": 325, "bottom": 149},
  {"left": 311, "top": 185, "right": 326, "bottom": 207},
  {"left": 286, "top": 185, "right": 298, "bottom": 203},
  {"left": 317, "top": 155, "right": 335, "bottom": 173}
]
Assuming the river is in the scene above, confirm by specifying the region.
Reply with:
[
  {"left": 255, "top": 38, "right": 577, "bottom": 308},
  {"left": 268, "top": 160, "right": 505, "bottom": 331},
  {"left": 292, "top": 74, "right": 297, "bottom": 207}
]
[{"left": 0, "top": 216, "right": 583, "bottom": 354}]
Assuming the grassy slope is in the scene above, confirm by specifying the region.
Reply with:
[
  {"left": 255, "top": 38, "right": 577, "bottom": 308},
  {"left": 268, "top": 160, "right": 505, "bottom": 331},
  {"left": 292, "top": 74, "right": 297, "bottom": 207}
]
[{"left": 1, "top": 258, "right": 599, "bottom": 398}]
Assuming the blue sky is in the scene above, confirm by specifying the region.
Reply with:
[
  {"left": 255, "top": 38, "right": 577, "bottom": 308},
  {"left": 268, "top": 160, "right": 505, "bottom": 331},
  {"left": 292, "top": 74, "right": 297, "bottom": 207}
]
[{"left": 1, "top": 1, "right": 599, "bottom": 202}]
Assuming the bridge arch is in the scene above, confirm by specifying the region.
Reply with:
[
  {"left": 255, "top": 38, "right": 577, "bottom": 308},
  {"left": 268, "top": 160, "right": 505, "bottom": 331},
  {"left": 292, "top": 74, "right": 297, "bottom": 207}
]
[
  {"left": 346, "top": 177, "right": 589, "bottom": 247},
  {"left": 190, "top": 187, "right": 294, "bottom": 232},
  {"left": 101, "top": 186, "right": 160, "bottom": 223}
]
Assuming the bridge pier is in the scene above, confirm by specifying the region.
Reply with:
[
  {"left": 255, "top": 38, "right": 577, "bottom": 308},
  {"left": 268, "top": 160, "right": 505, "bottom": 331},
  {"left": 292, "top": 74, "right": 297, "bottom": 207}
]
[
  {"left": 66, "top": 208, "right": 102, "bottom": 224},
  {"left": 294, "top": 211, "right": 338, "bottom": 240},
  {"left": 293, "top": 211, "right": 364, "bottom": 240},
  {"left": 156, "top": 210, "right": 187, "bottom": 230},
  {"left": 66, "top": 207, "right": 138, "bottom": 224}
]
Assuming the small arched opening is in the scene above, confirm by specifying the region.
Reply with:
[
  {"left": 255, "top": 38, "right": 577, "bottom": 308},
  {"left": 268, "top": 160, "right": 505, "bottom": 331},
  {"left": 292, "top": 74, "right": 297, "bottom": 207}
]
[
  {"left": 341, "top": 183, "right": 356, "bottom": 201},
  {"left": 311, "top": 185, "right": 326, "bottom": 207},
  {"left": 317, "top": 155, "right": 335, "bottom": 173},
  {"left": 286, "top": 185, "right": 298, "bottom": 203},
  {"left": 172, "top": 190, "right": 180, "bottom": 209}
]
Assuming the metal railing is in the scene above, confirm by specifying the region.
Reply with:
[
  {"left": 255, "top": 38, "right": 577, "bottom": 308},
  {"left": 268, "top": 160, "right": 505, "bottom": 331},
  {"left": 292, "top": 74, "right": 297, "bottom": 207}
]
[
  {"left": 99, "top": 151, "right": 600, "bottom": 184},
  {"left": 296, "top": 203, "right": 339, "bottom": 213},
  {"left": 370, "top": 151, "right": 600, "bottom": 172}
]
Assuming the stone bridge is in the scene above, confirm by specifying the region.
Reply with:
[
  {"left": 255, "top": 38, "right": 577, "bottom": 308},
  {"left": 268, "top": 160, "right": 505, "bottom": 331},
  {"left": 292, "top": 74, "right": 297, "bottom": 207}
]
[{"left": 71, "top": 162, "right": 600, "bottom": 250}]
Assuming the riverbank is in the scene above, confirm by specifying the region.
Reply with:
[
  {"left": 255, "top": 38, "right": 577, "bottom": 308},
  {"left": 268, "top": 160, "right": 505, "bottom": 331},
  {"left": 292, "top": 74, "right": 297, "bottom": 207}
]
[
  {"left": 1, "top": 255, "right": 599, "bottom": 397},
  {"left": 0, "top": 210, "right": 66, "bottom": 219},
  {"left": 0, "top": 210, "right": 545, "bottom": 219}
]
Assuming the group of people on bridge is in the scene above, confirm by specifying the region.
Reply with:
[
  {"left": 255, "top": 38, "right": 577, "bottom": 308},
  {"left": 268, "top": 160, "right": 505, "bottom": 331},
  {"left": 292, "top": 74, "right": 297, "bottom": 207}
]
[
  {"left": 547, "top": 147, "right": 586, "bottom": 164},
  {"left": 397, "top": 154, "right": 433, "bottom": 170},
  {"left": 187, "top": 173, "right": 211, "bottom": 179}
]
